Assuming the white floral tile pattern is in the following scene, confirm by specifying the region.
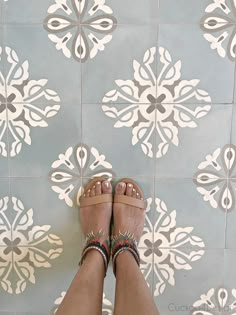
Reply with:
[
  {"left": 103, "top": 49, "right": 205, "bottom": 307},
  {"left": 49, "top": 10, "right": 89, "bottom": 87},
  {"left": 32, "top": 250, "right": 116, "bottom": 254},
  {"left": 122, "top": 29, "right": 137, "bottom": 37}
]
[
  {"left": 0, "top": 1, "right": 235, "bottom": 314},
  {"left": 0, "top": 46, "right": 60, "bottom": 157},
  {"left": 53, "top": 291, "right": 113, "bottom": 314},
  {"left": 44, "top": 0, "right": 117, "bottom": 62},
  {"left": 0, "top": 196, "right": 63, "bottom": 294},
  {"left": 139, "top": 196, "right": 205, "bottom": 296},
  {"left": 191, "top": 287, "right": 236, "bottom": 315},
  {"left": 193, "top": 144, "right": 236, "bottom": 212},
  {"left": 50, "top": 143, "right": 115, "bottom": 207},
  {"left": 103, "top": 47, "right": 211, "bottom": 158},
  {"left": 200, "top": 0, "right": 236, "bottom": 61}
]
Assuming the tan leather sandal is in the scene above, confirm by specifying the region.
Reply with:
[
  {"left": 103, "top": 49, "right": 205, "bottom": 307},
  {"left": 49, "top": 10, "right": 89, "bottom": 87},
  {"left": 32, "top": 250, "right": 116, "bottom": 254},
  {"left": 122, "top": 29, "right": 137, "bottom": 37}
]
[
  {"left": 111, "top": 178, "right": 146, "bottom": 276},
  {"left": 80, "top": 177, "right": 113, "bottom": 207},
  {"left": 113, "top": 178, "right": 146, "bottom": 209}
]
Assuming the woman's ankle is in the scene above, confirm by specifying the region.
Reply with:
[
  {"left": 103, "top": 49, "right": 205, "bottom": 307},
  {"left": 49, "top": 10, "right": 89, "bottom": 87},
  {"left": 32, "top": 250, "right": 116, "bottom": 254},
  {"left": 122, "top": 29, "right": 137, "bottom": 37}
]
[{"left": 116, "top": 250, "right": 137, "bottom": 268}]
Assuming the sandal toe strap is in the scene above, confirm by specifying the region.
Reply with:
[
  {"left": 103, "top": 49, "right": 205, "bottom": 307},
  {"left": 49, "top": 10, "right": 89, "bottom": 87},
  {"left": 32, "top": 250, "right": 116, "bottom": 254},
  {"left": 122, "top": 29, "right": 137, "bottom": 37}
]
[
  {"left": 80, "top": 194, "right": 112, "bottom": 207},
  {"left": 114, "top": 195, "right": 145, "bottom": 209}
]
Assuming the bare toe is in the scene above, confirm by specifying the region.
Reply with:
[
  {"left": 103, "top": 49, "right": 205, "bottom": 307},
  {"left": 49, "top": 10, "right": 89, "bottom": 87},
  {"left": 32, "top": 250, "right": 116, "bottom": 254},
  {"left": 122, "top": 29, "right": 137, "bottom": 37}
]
[
  {"left": 86, "top": 189, "right": 90, "bottom": 198},
  {"left": 132, "top": 188, "right": 136, "bottom": 198},
  {"left": 90, "top": 186, "right": 95, "bottom": 197},
  {"left": 115, "top": 181, "right": 126, "bottom": 195},
  {"left": 102, "top": 180, "right": 112, "bottom": 194},
  {"left": 95, "top": 181, "right": 101, "bottom": 195},
  {"left": 126, "top": 183, "right": 133, "bottom": 196}
]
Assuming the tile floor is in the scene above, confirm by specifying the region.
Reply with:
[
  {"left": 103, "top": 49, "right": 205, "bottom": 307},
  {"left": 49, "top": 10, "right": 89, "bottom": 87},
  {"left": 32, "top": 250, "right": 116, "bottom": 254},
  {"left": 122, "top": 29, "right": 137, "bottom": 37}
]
[{"left": 0, "top": 0, "right": 236, "bottom": 314}]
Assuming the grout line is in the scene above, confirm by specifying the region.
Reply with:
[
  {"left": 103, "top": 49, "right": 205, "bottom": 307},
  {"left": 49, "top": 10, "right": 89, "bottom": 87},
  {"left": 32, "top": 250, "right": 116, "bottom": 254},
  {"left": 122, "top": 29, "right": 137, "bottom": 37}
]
[
  {"left": 5, "top": 101, "right": 234, "bottom": 105},
  {"left": 232, "top": 52, "right": 236, "bottom": 103},
  {"left": 1, "top": 22, "right": 236, "bottom": 26},
  {"left": 224, "top": 104, "right": 235, "bottom": 249},
  {"left": 80, "top": 102, "right": 233, "bottom": 106},
  {"left": 79, "top": 21, "right": 83, "bottom": 179},
  {"left": 0, "top": 175, "right": 234, "bottom": 180}
]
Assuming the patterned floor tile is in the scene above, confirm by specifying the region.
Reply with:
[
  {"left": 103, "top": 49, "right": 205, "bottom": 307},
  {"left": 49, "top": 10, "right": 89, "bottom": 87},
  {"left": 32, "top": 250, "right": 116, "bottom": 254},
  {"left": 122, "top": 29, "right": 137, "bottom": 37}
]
[
  {"left": 154, "top": 249, "right": 224, "bottom": 315},
  {"left": 159, "top": 0, "right": 217, "bottom": 23},
  {"left": 0, "top": 109, "right": 9, "bottom": 176},
  {"left": 3, "top": 0, "right": 119, "bottom": 25},
  {"left": 81, "top": 24, "right": 158, "bottom": 104},
  {"left": 0, "top": 177, "right": 82, "bottom": 313},
  {"left": 82, "top": 103, "right": 156, "bottom": 176},
  {"left": 0, "top": 178, "right": 15, "bottom": 312},
  {"left": 156, "top": 104, "right": 232, "bottom": 177},
  {"left": 158, "top": 24, "right": 235, "bottom": 103},
  {"left": 155, "top": 178, "right": 227, "bottom": 249},
  {"left": 201, "top": 1, "right": 236, "bottom": 64},
  {"left": 3, "top": 25, "right": 81, "bottom": 103},
  {"left": 7, "top": 102, "right": 81, "bottom": 177}
]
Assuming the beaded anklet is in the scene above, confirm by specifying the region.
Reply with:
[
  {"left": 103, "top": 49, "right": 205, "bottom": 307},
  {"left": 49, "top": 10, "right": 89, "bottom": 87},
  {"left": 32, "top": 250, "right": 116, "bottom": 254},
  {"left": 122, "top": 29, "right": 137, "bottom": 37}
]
[
  {"left": 111, "top": 231, "right": 140, "bottom": 276},
  {"left": 79, "top": 229, "right": 110, "bottom": 276}
]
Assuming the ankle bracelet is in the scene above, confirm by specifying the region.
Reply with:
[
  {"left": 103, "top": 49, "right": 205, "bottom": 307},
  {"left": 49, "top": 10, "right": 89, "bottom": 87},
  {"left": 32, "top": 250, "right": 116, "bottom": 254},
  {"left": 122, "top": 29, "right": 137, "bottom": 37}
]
[
  {"left": 79, "top": 230, "right": 110, "bottom": 276},
  {"left": 111, "top": 231, "right": 140, "bottom": 276}
]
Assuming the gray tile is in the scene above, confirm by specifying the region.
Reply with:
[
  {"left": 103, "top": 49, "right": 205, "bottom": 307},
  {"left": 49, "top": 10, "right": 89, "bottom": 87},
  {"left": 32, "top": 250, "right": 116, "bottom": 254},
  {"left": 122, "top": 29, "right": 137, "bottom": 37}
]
[
  {"left": 155, "top": 178, "right": 227, "bottom": 249},
  {"left": 3, "top": 0, "right": 63, "bottom": 24},
  {"left": 82, "top": 24, "right": 158, "bottom": 104},
  {"left": 2, "top": 177, "right": 82, "bottom": 313},
  {"left": 82, "top": 103, "right": 155, "bottom": 176},
  {"left": 8, "top": 102, "right": 81, "bottom": 177},
  {"left": 159, "top": 0, "right": 217, "bottom": 23},
  {"left": 3, "top": 25, "right": 81, "bottom": 103},
  {"left": 156, "top": 104, "right": 232, "bottom": 177},
  {"left": 224, "top": 249, "right": 236, "bottom": 292},
  {"left": 106, "top": 0, "right": 158, "bottom": 24},
  {"left": 158, "top": 24, "right": 235, "bottom": 104},
  {"left": 154, "top": 249, "right": 224, "bottom": 315},
  {"left": 231, "top": 104, "right": 236, "bottom": 148}
]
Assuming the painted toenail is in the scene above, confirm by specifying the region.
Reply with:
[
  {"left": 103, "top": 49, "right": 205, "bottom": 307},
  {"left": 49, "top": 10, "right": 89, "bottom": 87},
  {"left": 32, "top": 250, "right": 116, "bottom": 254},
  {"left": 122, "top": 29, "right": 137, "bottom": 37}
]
[
  {"left": 128, "top": 183, "right": 133, "bottom": 188},
  {"left": 92, "top": 186, "right": 95, "bottom": 189},
  {"left": 96, "top": 181, "right": 101, "bottom": 185},
  {"left": 132, "top": 188, "right": 136, "bottom": 192},
  {"left": 88, "top": 189, "right": 91, "bottom": 193},
  {"left": 104, "top": 181, "right": 110, "bottom": 187},
  {"left": 118, "top": 182, "right": 125, "bottom": 188},
  {"left": 136, "top": 193, "right": 139, "bottom": 196}
]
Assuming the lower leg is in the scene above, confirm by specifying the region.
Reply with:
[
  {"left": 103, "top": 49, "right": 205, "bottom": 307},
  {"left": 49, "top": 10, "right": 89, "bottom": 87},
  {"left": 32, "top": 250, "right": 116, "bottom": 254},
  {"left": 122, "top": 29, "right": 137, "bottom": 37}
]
[
  {"left": 112, "top": 181, "right": 160, "bottom": 315},
  {"left": 114, "top": 251, "right": 159, "bottom": 315},
  {"left": 56, "top": 251, "right": 105, "bottom": 315},
  {"left": 56, "top": 179, "right": 113, "bottom": 315}
]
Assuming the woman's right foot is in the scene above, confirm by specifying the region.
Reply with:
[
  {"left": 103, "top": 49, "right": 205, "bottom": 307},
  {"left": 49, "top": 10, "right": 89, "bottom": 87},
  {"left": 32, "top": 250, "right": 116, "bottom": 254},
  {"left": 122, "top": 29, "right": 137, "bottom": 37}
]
[{"left": 113, "top": 181, "right": 145, "bottom": 244}]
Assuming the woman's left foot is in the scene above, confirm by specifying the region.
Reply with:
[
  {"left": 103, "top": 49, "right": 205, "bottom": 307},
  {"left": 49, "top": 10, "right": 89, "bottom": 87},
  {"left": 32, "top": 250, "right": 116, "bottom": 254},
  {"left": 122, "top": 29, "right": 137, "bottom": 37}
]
[{"left": 80, "top": 179, "right": 113, "bottom": 244}]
